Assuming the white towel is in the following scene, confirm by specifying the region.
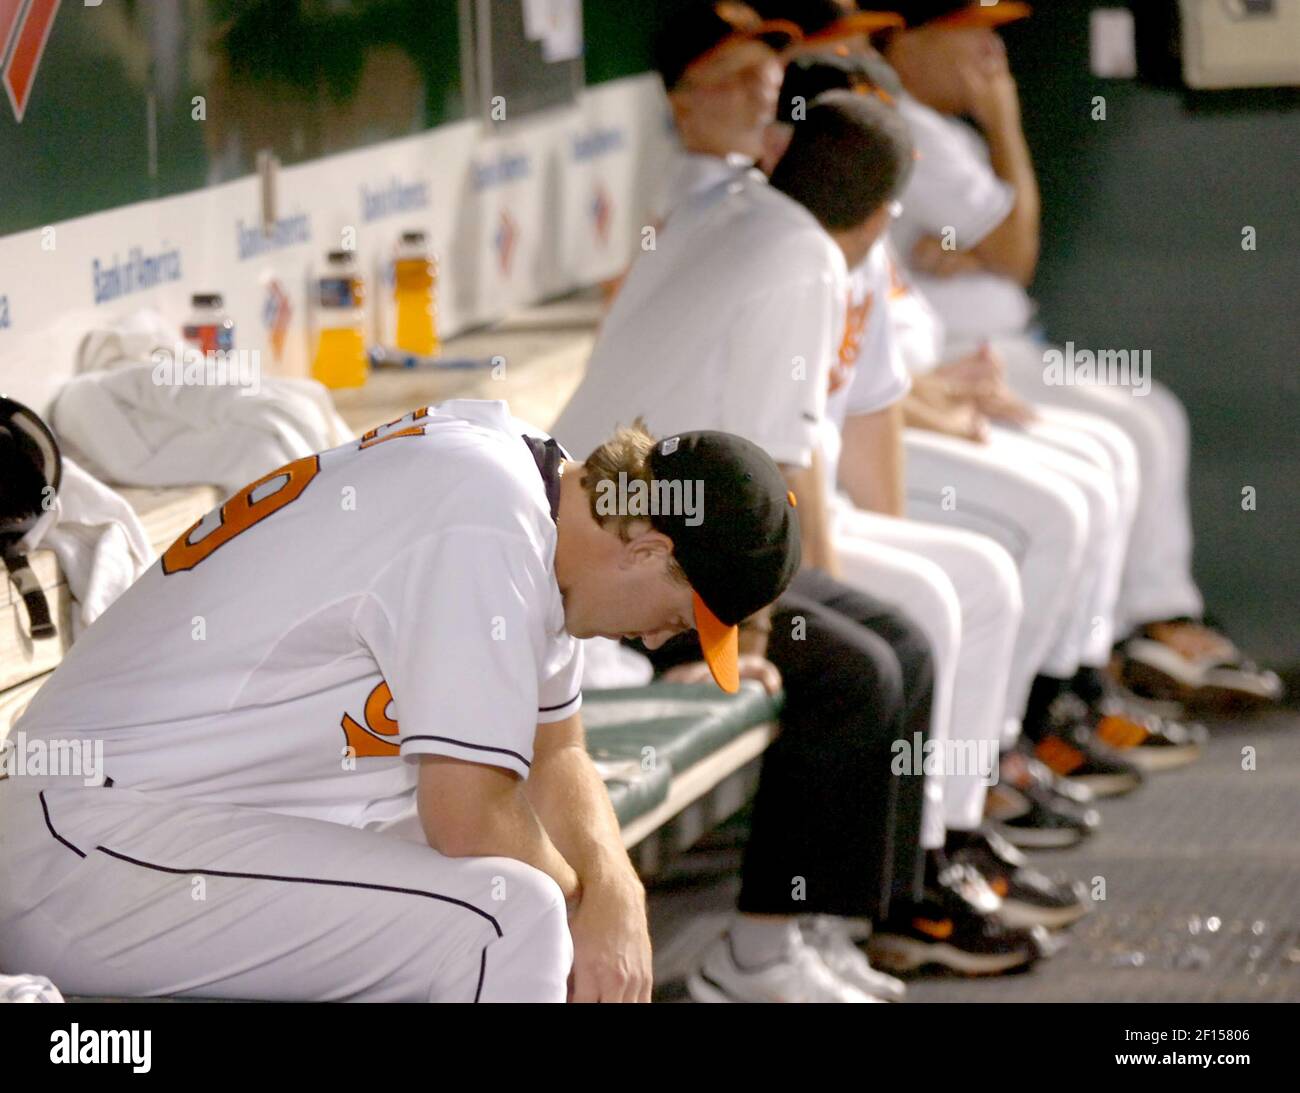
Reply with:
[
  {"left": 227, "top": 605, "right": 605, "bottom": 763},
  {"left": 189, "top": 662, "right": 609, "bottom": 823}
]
[
  {"left": 53, "top": 312, "right": 351, "bottom": 494},
  {"left": 19, "top": 458, "right": 154, "bottom": 637},
  {"left": 75, "top": 307, "right": 184, "bottom": 376},
  {"left": 580, "top": 637, "right": 654, "bottom": 690},
  {"left": 0, "top": 973, "right": 64, "bottom": 1003}
]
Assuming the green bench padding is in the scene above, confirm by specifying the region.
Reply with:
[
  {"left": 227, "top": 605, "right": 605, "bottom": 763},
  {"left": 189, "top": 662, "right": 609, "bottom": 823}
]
[{"left": 582, "top": 682, "right": 782, "bottom": 827}]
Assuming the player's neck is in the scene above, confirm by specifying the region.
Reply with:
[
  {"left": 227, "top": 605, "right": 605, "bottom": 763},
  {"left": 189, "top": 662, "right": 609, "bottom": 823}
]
[{"left": 552, "top": 461, "right": 589, "bottom": 590}]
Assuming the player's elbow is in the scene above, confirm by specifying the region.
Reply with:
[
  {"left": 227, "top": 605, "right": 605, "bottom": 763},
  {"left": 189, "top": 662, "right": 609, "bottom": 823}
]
[{"left": 421, "top": 811, "right": 498, "bottom": 858}]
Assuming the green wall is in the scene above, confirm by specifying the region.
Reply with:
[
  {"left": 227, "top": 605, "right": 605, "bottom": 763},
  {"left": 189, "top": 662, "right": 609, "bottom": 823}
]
[{"left": 1004, "top": 1, "right": 1299, "bottom": 663}]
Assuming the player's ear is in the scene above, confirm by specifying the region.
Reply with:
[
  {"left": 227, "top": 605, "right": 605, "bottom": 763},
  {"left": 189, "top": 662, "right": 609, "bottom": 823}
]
[{"left": 622, "top": 527, "right": 676, "bottom": 570}]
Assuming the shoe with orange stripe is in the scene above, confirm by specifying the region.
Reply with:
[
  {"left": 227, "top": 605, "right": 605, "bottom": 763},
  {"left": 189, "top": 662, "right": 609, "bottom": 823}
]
[
  {"left": 1091, "top": 702, "right": 1205, "bottom": 773},
  {"left": 947, "top": 828, "right": 1090, "bottom": 931},
  {"left": 868, "top": 863, "right": 1040, "bottom": 976},
  {"left": 1032, "top": 721, "right": 1143, "bottom": 799}
]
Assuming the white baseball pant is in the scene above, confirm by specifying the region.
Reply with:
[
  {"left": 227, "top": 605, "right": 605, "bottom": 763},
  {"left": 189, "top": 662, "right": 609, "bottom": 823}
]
[
  {"left": 0, "top": 777, "right": 572, "bottom": 1002},
  {"left": 903, "top": 426, "right": 1089, "bottom": 730},
  {"left": 995, "top": 335, "right": 1204, "bottom": 633},
  {"left": 830, "top": 500, "right": 1022, "bottom": 836}
]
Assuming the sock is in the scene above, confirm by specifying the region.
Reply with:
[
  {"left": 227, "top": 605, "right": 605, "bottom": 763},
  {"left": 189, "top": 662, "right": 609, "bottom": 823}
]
[
  {"left": 1023, "top": 674, "right": 1068, "bottom": 741},
  {"left": 728, "top": 916, "right": 797, "bottom": 969},
  {"left": 1071, "top": 666, "right": 1108, "bottom": 707}
]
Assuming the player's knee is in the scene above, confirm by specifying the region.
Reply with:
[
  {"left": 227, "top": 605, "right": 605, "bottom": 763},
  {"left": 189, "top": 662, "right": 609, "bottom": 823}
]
[
  {"left": 485, "top": 857, "right": 568, "bottom": 934},
  {"left": 1030, "top": 476, "right": 1090, "bottom": 569},
  {"left": 969, "top": 539, "right": 1024, "bottom": 625},
  {"left": 840, "top": 639, "right": 909, "bottom": 729},
  {"left": 881, "top": 614, "right": 935, "bottom": 713}
]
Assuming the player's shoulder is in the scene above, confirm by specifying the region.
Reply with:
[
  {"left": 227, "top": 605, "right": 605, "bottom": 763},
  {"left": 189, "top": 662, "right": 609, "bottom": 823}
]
[
  {"left": 336, "top": 399, "right": 554, "bottom": 527},
  {"left": 727, "top": 179, "right": 844, "bottom": 290}
]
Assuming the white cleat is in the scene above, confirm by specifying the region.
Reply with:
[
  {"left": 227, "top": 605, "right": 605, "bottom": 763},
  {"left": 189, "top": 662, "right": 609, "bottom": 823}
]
[
  {"left": 687, "top": 932, "right": 884, "bottom": 1003},
  {"left": 800, "top": 916, "right": 907, "bottom": 1002}
]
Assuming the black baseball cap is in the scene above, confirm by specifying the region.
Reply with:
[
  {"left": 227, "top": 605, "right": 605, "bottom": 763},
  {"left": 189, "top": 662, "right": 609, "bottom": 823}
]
[
  {"left": 776, "top": 53, "right": 879, "bottom": 123},
  {"left": 892, "top": 0, "right": 1031, "bottom": 29},
  {"left": 655, "top": 2, "right": 803, "bottom": 91},
  {"left": 647, "top": 431, "right": 800, "bottom": 692},
  {"left": 750, "top": 0, "right": 903, "bottom": 42}
]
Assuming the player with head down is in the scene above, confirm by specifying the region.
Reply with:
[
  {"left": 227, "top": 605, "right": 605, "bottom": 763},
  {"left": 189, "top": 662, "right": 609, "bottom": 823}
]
[{"left": 0, "top": 400, "right": 799, "bottom": 1002}]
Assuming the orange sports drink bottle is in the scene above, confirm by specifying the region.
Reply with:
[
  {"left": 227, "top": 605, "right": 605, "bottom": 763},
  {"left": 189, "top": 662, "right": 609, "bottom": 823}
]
[
  {"left": 311, "top": 250, "right": 369, "bottom": 389},
  {"left": 393, "top": 230, "right": 439, "bottom": 356}
]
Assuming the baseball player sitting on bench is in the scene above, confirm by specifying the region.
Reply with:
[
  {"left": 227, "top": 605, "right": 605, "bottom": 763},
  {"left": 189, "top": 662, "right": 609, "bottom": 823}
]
[{"left": 0, "top": 399, "right": 799, "bottom": 1002}]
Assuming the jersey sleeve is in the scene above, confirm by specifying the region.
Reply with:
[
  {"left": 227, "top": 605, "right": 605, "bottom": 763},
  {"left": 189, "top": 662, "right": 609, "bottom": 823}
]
[
  {"left": 842, "top": 266, "right": 912, "bottom": 418},
  {"left": 537, "top": 633, "right": 583, "bottom": 723},
  {"left": 355, "top": 529, "right": 557, "bottom": 778},
  {"left": 894, "top": 99, "right": 1015, "bottom": 256},
  {"left": 720, "top": 270, "right": 839, "bottom": 467}
]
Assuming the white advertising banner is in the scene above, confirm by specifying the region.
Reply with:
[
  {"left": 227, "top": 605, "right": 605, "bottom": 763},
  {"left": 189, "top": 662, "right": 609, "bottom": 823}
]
[{"left": 0, "top": 74, "right": 674, "bottom": 414}]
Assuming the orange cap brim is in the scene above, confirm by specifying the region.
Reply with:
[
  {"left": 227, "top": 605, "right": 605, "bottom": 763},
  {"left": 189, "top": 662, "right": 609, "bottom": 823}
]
[
  {"left": 805, "top": 11, "right": 905, "bottom": 44},
  {"left": 684, "top": 18, "right": 805, "bottom": 82},
  {"left": 933, "top": 2, "right": 1032, "bottom": 29},
  {"left": 694, "top": 591, "right": 740, "bottom": 694}
]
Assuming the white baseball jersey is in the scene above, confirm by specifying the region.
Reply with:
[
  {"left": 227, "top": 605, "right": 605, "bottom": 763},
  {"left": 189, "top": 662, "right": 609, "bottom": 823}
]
[
  {"left": 554, "top": 169, "right": 845, "bottom": 467},
  {"left": 891, "top": 90, "right": 1034, "bottom": 342},
  {"left": 650, "top": 146, "right": 753, "bottom": 228},
  {"left": 819, "top": 239, "right": 913, "bottom": 496},
  {"left": 11, "top": 399, "right": 583, "bottom": 829}
]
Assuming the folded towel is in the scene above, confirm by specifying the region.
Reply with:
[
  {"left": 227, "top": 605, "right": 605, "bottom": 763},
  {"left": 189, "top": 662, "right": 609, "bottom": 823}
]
[
  {"left": 52, "top": 312, "right": 351, "bottom": 493},
  {"left": 19, "top": 458, "right": 154, "bottom": 637}
]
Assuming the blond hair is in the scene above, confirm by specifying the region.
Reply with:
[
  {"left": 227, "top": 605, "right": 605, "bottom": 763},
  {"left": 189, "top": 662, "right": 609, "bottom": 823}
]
[{"left": 580, "top": 420, "right": 689, "bottom": 586}]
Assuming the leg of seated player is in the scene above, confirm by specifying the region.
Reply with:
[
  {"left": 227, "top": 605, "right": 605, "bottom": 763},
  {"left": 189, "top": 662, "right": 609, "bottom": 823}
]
[
  {"left": 743, "top": 571, "right": 935, "bottom": 920},
  {"left": 995, "top": 336, "right": 1203, "bottom": 631},
  {"left": 0, "top": 778, "right": 571, "bottom": 1002},
  {"left": 829, "top": 531, "right": 959, "bottom": 857},
  {"left": 903, "top": 427, "right": 1090, "bottom": 720},
  {"left": 833, "top": 505, "right": 1022, "bottom": 835},
  {"left": 1022, "top": 405, "right": 1141, "bottom": 549},
  {"left": 986, "top": 426, "right": 1129, "bottom": 674}
]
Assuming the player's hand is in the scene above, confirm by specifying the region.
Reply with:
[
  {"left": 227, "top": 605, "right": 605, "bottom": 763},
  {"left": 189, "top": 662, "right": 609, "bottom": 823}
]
[
  {"left": 934, "top": 343, "right": 1005, "bottom": 390},
  {"left": 910, "top": 236, "right": 986, "bottom": 278},
  {"left": 567, "top": 868, "right": 653, "bottom": 1002},
  {"left": 663, "top": 656, "right": 782, "bottom": 695},
  {"left": 959, "top": 56, "right": 1021, "bottom": 133},
  {"left": 974, "top": 382, "right": 1037, "bottom": 427}
]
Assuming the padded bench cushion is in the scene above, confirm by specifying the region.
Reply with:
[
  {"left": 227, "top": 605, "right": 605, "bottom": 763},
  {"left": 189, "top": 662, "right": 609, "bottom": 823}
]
[{"left": 582, "top": 681, "right": 781, "bottom": 827}]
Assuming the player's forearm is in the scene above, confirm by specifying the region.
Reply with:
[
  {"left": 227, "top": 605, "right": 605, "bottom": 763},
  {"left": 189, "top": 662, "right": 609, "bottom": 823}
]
[
  {"left": 839, "top": 405, "right": 905, "bottom": 517},
  {"left": 976, "top": 121, "right": 1040, "bottom": 285},
  {"left": 422, "top": 779, "right": 580, "bottom": 903},
  {"left": 524, "top": 742, "right": 641, "bottom": 896},
  {"left": 781, "top": 456, "right": 839, "bottom": 578}
]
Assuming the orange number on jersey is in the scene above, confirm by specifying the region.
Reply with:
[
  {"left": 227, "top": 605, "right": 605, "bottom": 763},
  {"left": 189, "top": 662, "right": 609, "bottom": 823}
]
[
  {"left": 359, "top": 405, "right": 430, "bottom": 444},
  {"left": 341, "top": 680, "right": 400, "bottom": 757},
  {"left": 161, "top": 455, "right": 321, "bottom": 575},
  {"left": 358, "top": 425, "right": 425, "bottom": 450}
]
